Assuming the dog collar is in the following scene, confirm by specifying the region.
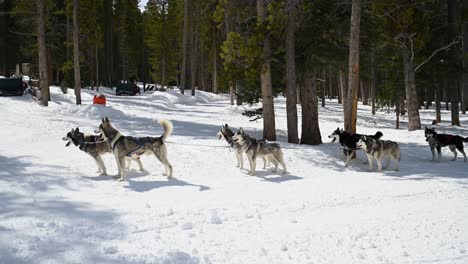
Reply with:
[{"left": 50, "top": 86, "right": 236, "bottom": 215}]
[{"left": 110, "top": 132, "right": 123, "bottom": 150}]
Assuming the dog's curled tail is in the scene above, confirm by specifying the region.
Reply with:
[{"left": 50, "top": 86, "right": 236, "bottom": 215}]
[
  {"left": 374, "top": 131, "right": 383, "bottom": 139},
  {"left": 159, "top": 119, "right": 173, "bottom": 141}
]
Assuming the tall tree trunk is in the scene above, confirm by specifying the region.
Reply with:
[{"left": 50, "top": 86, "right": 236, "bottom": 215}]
[
  {"left": 212, "top": 27, "right": 218, "bottom": 94},
  {"left": 337, "top": 73, "right": 343, "bottom": 104},
  {"left": 104, "top": 0, "right": 114, "bottom": 86},
  {"left": 180, "top": 0, "right": 189, "bottom": 94},
  {"left": 161, "top": 1, "right": 166, "bottom": 90},
  {"left": 344, "top": 0, "right": 361, "bottom": 133},
  {"left": 339, "top": 69, "right": 347, "bottom": 113},
  {"left": 257, "top": 0, "right": 276, "bottom": 140},
  {"left": 95, "top": 44, "right": 99, "bottom": 90},
  {"left": 321, "top": 70, "right": 326, "bottom": 107},
  {"left": 73, "top": 0, "right": 81, "bottom": 104},
  {"left": 402, "top": 48, "right": 421, "bottom": 130},
  {"left": 448, "top": 0, "right": 460, "bottom": 125},
  {"left": 371, "top": 44, "right": 376, "bottom": 114},
  {"left": 435, "top": 76, "right": 442, "bottom": 123},
  {"left": 36, "top": 0, "right": 49, "bottom": 106},
  {"left": 301, "top": 69, "right": 322, "bottom": 145},
  {"left": 463, "top": 9, "right": 468, "bottom": 114},
  {"left": 285, "top": 0, "right": 298, "bottom": 143},
  {"left": 190, "top": 0, "right": 198, "bottom": 96},
  {"left": 361, "top": 82, "right": 368, "bottom": 105}
]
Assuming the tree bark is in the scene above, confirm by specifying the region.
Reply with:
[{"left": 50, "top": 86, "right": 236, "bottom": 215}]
[
  {"left": 36, "top": 0, "right": 49, "bottom": 106},
  {"left": 463, "top": 9, "right": 468, "bottom": 114},
  {"left": 73, "top": 0, "right": 81, "bottom": 104},
  {"left": 257, "top": 0, "right": 276, "bottom": 140},
  {"left": 344, "top": 0, "right": 361, "bottom": 133},
  {"left": 212, "top": 27, "right": 218, "bottom": 94},
  {"left": 190, "top": 0, "right": 198, "bottom": 96},
  {"left": 285, "top": 0, "right": 299, "bottom": 143},
  {"left": 180, "top": 0, "right": 189, "bottom": 94},
  {"left": 371, "top": 44, "right": 376, "bottom": 114},
  {"left": 435, "top": 76, "right": 442, "bottom": 123},
  {"left": 301, "top": 69, "right": 322, "bottom": 145},
  {"left": 402, "top": 48, "right": 421, "bottom": 130},
  {"left": 339, "top": 68, "right": 347, "bottom": 114},
  {"left": 448, "top": 0, "right": 460, "bottom": 125}
]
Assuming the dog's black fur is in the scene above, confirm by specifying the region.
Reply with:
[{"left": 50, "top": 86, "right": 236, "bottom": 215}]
[
  {"left": 329, "top": 128, "right": 383, "bottom": 166},
  {"left": 64, "top": 127, "right": 103, "bottom": 147},
  {"left": 424, "top": 126, "right": 468, "bottom": 162}
]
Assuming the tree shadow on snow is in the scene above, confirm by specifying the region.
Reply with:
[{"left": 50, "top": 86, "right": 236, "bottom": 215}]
[{"left": 0, "top": 155, "right": 131, "bottom": 264}]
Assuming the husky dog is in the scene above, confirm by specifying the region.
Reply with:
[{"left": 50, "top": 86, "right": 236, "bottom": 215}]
[
  {"left": 424, "top": 126, "right": 468, "bottom": 162},
  {"left": 328, "top": 128, "right": 383, "bottom": 167},
  {"left": 356, "top": 136, "right": 400, "bottom": 172},
  {"left": 62, "top": 127, "right": 144, "bottom": 175},
  {"left": 217, "top": 124, "right": 268, "bottom": 169},
  {"left": 231, "top": 128, "right": 286, "bottom": 176},
  {"left": 96, "top": 117, "right": 173, "bottom": 181}
]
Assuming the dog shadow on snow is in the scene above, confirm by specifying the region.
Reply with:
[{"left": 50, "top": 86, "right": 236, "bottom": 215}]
[
  {"left": 125, "top": 177, "right": 210, "bottom": 192},
  {"left": 238, "top": 168, "right": 303, "bottom": 183}
]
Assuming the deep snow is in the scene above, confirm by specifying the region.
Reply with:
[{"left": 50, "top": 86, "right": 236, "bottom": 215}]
[{"left": 0, "top": 87, "right": 467, "bottom": 264}]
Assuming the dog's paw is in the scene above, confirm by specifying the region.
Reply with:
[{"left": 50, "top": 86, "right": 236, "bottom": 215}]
[
  {"left": 118, "top": 177, "right": 126, "bottom": 182},
  {"left": 100, "top": 172, "right": 108, "bottom": 176}
]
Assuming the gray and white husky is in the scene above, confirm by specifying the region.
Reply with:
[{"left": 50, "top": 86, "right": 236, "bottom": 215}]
[
  {"left": 231, "top": 128, "right": 286, "bottom": 176},
  {"left": 356, "top": 136, "right": 400, "bottom": 172},
  {"left": 62, "top": 127, "right": 144, "bottom": 176},
  {"left": 96, "top": 117, "right": 173, "bottom": 181},
  {"left": 217, "top": 124, "right": 268, "bottom": 169}
]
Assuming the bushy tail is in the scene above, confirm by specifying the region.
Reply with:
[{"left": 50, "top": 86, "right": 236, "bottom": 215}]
[
  {"left": 159, "top": 119, "right": 173, "bottom": 141},
  {"left": 374, "top": 131, "right": 383, "bottom": 139}
]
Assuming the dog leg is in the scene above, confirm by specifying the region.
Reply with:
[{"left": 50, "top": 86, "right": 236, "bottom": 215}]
[
  {"left": 96, "top": 155, "right": 107, "bottom": 176},
  {"left": 134, "top": 157, "right": 146, "bottom": 172},
  {"left": 430, "top": 147, "right": 436, "bottom": 161},
  {"left": 456, "top": 144, "right": 466, "bottom": 162},
  {"left": 345, "top": 151, "right": 352, "bottom": 167},
  {"left": 268, "top": 156, "right": 279, "bottom": 173},
  {"left": 262, "top": 157, "right": 267, "bottom": 169},
  {"left": 383, "top": 156, "right": 390, "bottom": 169},
  {"left": 393, "top": 156, "right": 400, "bottom": 171},
  {"left": 246, "top": 155, "right": 255, "bottom": 176},
  {"left": 437, "top": 146, "right": 442, "bottom": 163},
  {"left": 367, "top": 154, "right": 373, "bottom": 171},
  {"left": 118, "top": 156, "right": 127, "bottom": 181},
  {"left": 376, "top": 157, "right": 382, "bottom": 172},
  {"left": 449, "top": 145, "right": 457, "bottom": 161},
  {"left": 154, "top": 146, "right": 173, "bottom": 179},
  {"left": 235, "top": 151, "right": 241, "bottom": 168}
]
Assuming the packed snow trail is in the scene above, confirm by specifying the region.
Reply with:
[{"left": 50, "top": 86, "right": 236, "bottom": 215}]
[{"left": 0, "top": 87, "right": 467, "bottom": 264}]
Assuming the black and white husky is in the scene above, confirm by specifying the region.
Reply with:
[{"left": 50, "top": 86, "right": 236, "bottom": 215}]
[
  {"left": 424, "top": 126, "right": 468, "bottom": 162},
  {"left": 357, "top": 136, "right": 400, "bottom": 172},
  {"left": 96, "top": 117, "right": 173, "bottom": 181},
  {"left": 217, "top": 124, "right": 268, "bottom": 170},
  {"left": 231, "top": 128, "right": 286, "bottom": 176},
  {"left": 328, "top": 128, "right": 383, "bottom": 167},
  {"left": 62, "top": 127, "right": 144, "bottom": 175}
]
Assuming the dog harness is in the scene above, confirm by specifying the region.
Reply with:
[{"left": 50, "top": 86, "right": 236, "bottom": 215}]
[
  {"left": 125, "top": 137, "right": 149, "bottom": 157},
  {"left": 110, "top": 132, "right": 124, "bottom": 152}
]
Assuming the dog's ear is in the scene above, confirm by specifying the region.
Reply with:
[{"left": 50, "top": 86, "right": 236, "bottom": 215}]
[
  {"left": 225, "top": 123, "right": 229, "bottom": 127},
  {"left": 239, "top": 127, "right": 244, "bottom": 134},
  {"left": 76, "top": 127, "right": 79, "bottom": 132},
  {"left": 105, "top": 117, "right": 110, "bottom": 123},
  {"left": 101, "top": 118, "right": 105, "bottom": 124},
  {"left": 363, "top": 135, "right": 367, "bottom": 141},
  {"left": 71, "top": 128, "right": 75, "bottom": 133},
  {"left": 340, "top": 128, "right": 343, "bottom": 133}
]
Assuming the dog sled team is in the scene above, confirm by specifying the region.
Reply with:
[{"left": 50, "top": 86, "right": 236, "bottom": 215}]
[{"left": 63, "top": 117, "right": 468, "bottom": 181}]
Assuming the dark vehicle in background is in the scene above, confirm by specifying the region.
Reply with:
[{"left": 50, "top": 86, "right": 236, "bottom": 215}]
[
  {"left": 116, "top": 82, "right": 140, "bottom": 96},
  {"left": 0, "top": 77, "right": 26, "bottom": 96}
]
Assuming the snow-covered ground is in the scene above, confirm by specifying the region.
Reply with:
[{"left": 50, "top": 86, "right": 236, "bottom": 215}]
[{"left": 0, "top": 87, "right": 467, "bottom": 264}]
